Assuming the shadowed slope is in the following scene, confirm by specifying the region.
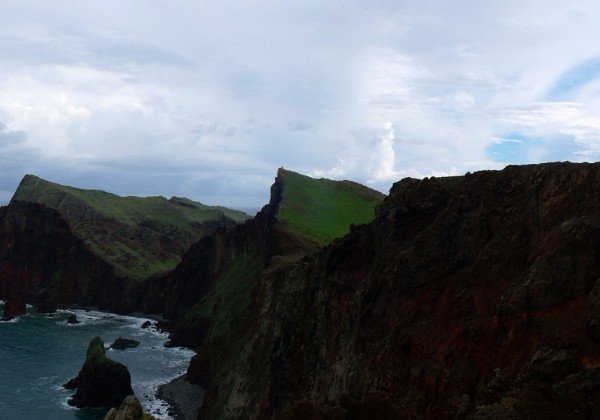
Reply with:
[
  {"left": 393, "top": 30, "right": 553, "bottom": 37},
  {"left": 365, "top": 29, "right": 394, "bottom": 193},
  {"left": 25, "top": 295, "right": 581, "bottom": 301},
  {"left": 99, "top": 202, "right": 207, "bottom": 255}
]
[
  {"left": 190, "top": 162, "right": 600, "bottom": 419},
  {"left": 12, "top": 174, "right": 249, "bottom": 279}
]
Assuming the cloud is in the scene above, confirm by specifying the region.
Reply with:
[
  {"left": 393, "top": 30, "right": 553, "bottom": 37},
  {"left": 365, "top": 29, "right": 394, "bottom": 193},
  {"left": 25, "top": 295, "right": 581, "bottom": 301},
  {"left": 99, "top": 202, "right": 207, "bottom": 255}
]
[
  {"left": 286, "top": 120, "right": 315, "bottom": 133},
  {"left": 3, "top": 2, "right": 600, "bottom": 206},
  {"left": 314, "top": 122, "right": 439, "bottom": 192},
  {"left": 0, "top": 122, "right": 26, "bottom": 146}
]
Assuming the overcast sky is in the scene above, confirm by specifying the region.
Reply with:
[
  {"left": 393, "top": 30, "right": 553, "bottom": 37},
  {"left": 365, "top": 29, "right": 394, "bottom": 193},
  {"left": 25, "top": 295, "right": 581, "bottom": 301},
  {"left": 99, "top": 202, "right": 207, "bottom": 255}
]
[{"left": 1, "top": 1, "right": 600, "bottom": 210}]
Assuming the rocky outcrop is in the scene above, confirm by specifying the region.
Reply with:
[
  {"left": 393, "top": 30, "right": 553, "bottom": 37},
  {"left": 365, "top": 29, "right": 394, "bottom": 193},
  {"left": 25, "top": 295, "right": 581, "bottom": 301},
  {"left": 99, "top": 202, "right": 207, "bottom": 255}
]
[
  {"left": 109, "top": 337, "right": 140, "bottom": 350},
  {"left": 193, "top": 162, "right": 600, "bottom": 418},
  {"left": 66, "top": 314, "right": 80, "bottom": 324},
  {"left": 104, "top": 395, "right": 161, "bottom": 420},
  {"left": 65, "top": 336, "right": 134, "bottom": 408}
]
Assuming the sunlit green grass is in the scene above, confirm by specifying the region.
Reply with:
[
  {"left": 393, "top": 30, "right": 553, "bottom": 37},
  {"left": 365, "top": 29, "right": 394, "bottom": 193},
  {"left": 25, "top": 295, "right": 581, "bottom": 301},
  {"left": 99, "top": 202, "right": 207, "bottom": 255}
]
[
  {"left": 277, "top": 169, "right": 385, "bottom": 246},
  {"left": 13, "top": 175, "right": 249, "bottom": 226}
]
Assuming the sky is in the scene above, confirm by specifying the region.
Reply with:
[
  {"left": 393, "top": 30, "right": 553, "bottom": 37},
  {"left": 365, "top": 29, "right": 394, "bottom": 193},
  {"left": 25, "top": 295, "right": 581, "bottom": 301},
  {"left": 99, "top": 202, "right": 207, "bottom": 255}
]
[{"left": 2, "top": 1, "right": 600, "bottom": 210}]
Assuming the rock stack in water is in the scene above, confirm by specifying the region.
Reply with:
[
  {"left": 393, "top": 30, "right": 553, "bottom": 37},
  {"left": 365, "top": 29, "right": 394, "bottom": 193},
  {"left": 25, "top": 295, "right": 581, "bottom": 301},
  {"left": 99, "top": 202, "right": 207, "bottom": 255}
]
[{"left": 64, "top": 336, "right": 134, "bottom": 408}]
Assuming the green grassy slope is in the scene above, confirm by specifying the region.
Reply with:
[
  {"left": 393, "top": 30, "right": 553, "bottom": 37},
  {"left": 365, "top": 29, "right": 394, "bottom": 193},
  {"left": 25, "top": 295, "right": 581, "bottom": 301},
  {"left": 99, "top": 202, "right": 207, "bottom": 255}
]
[
  {"left": 277, "top": 168, "right": 386, "bottom": 247},
  {"left": 11, "top": 174, "right": 250, "bottom": 279},
  {"left": 177, "top": 169, "right": 386, "bottom": 417},
  {"left": 13, "top": 175, "right": 249, "bottom": 225}
]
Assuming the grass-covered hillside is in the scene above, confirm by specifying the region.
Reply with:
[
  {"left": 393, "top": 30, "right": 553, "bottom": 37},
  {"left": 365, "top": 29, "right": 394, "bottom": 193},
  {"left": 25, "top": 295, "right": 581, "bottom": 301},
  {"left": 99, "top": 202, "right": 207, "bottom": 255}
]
[
  {"left": 12, "top": 175, "right": 250, "bottom": 280},
  {"left": 276, "top": 168, "right": 386, "bottom": 247},
  {"left": 175, "top": 169, "right": 387, "bottom": 416}
]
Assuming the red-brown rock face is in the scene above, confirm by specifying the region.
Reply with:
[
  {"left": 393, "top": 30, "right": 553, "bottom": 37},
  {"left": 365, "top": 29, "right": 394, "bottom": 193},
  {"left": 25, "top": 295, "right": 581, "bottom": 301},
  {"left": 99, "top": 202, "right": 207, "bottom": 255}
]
[
  {"left": 202, "top": 162, "right": 600, "bottom": 419},
  {"left": 0, "top": 201, "right": 131, "bottom": 314}
]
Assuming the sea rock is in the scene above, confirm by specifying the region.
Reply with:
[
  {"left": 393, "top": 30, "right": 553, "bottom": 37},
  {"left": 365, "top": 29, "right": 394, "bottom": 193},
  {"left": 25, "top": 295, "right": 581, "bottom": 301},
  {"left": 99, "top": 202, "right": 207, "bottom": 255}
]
[
  {"left": 1, "top": 297, "right": 26, "bottom": 320},
  {"left": 66, "top": 336, "right": 134, "bottom": 408},
  {"left": 66, "top": 314, "right": 80, "bottom": 324},
  {"left": 109, "top": 337, "right": 140, "bottom": 350}
]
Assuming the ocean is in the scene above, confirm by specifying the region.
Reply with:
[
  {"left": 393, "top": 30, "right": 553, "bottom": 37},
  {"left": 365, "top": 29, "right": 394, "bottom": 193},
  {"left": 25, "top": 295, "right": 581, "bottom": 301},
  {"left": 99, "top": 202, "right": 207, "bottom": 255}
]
[{"left": 0, "top": 301, "right": 194, "bottom": 420}]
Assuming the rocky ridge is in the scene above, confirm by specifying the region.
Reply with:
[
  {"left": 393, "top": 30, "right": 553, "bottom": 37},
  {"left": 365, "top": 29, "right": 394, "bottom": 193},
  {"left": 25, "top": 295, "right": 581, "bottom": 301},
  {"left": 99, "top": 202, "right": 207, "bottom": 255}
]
[
  {"left": 0, "top": 175, "right": 249, "bottom": 318},
  {"left": 0, "top": 168, "right": 386, "bottom": 417},
  {"left": 196, "top": 162, "right": 600, "bottom": 418},
  {"left": 10, "top": 163, "right": 600, "bottom": 418}
]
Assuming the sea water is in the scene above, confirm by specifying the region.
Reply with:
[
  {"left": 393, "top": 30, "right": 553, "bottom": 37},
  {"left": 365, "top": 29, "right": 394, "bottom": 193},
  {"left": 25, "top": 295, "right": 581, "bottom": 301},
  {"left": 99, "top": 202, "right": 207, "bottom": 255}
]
[{"left": 0, "top": 302, "right": 194, "bottom": 420}]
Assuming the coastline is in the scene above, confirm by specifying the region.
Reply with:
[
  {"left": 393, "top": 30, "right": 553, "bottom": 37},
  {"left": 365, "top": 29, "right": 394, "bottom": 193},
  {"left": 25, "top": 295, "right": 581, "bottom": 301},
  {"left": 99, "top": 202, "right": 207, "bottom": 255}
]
[
  {"left": 0, "top": 305, "right": 196, "bottom": 419},
  {"left": 157, "top": 375, "right": 204, "bottom": 420}
]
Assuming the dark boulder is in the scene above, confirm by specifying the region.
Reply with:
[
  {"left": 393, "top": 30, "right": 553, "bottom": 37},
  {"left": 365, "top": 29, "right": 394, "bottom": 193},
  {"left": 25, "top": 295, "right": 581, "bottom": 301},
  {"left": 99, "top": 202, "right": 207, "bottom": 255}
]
[
  {"left": 65, "top": 336, "right": 134, "bottom": 408},
  {"left": 66, "top": 314, "right": 80, "bottom": 324},
  {"left": 109, "top": 337, "right": 140, "bottom": 350}
]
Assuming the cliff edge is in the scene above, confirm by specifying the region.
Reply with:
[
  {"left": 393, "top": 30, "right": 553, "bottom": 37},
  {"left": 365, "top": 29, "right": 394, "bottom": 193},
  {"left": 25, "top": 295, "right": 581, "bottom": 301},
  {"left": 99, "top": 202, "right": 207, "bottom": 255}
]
[
  {"left": 0, "top": 175, "right": 249, "bottom": 316},
  {"left": 194, "top": 162, "right": 600, "bottom": 418}
]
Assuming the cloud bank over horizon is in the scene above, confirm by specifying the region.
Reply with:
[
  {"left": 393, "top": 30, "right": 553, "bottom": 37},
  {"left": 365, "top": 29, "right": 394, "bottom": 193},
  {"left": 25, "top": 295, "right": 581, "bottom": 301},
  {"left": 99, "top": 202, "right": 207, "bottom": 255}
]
[{"left": 2, "top": 1, "right": 600, "bottom": 208}]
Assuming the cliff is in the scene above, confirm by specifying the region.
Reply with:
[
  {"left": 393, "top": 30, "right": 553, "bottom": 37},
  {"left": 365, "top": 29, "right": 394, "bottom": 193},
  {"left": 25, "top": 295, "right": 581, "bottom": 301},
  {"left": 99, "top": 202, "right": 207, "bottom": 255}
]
[
  {"left": 0, "top": 175, "right": 249, "bottom": 317},
  {"left": 138, "top": 168, "right": 385, "bottom": 320},
  {"left": 0, "top": 201, "right": 125, "bottom": 317},
  {"left": 12, "top": 174, "right": 249, "bottom": 279},
  {"left": 192, "top": 162, "right": 600, "bottom": 418}
]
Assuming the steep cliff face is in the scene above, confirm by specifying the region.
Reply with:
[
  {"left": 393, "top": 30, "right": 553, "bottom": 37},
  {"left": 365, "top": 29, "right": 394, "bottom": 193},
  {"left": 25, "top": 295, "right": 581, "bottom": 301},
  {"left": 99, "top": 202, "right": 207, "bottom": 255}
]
[
  {"left": 0, "top": 201, "right": 129, "bottom": 318},
  {"left": 148, "top": 168, "right": 385, "bottom": 417},
  {"left": 141, "top": 168, "right": 385, "bottom": 321},
  {"left": 138, "top": 191, "right": 278, "bottom": 320},
  {"left": 0, "top": 175, "right": 249, "bottom": 316},
  {"left": 12, "top": 174, "right": 249, "bottom": 280},
  {"left": 199, "top": 162, "right": 600, "bottom": 419}
]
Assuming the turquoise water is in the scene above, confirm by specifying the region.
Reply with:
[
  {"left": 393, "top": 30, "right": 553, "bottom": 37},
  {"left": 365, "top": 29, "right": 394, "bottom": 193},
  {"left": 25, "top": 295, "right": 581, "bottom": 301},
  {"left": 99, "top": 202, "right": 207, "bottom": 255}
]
[{"left": 0, "top": 302, "right": 194, "bottom": 420}]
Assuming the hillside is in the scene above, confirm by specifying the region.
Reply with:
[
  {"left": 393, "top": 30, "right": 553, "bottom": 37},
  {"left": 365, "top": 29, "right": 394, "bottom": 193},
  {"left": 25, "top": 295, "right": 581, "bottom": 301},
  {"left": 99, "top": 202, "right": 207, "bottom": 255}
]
[
  {"left": 10, "top": 163, "right": 600, "bottom": 417},
  {"left": 276, "top": 168, "right": 386, "bottom": 248},
  {"left": 191, "top": 162, "right": 600, "bottom": 419},
  {"left": 11, "top": 174, "right": 249, "bottom": 280},
  {"left": 0, "top": 168, "right": 383, "bottom": 321},
  {"left": 140, "top": 168, "right": 386, "bottom": 318}
]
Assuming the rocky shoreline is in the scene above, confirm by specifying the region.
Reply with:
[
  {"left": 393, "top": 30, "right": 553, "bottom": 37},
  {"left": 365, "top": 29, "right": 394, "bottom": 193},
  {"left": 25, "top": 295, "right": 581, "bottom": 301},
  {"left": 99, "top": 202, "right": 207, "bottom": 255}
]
[{"left": 157, "top": 375, "right": 204, "bottom": 420}]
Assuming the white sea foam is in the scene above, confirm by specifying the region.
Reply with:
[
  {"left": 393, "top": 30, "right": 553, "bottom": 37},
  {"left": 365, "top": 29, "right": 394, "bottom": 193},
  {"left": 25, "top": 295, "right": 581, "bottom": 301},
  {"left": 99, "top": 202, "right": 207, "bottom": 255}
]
[
  {"left": 0, "top": 306, "right": 195, "bottom": 419},
  {"left": 0, "top": 316, "right": 19, "bottom": 323}
]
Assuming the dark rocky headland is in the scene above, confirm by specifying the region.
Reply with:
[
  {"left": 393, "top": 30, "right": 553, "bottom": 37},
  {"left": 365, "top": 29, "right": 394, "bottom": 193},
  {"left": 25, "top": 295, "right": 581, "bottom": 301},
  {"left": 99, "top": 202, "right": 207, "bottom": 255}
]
[{"left": 5, "top": 162, "right": 600, "bottom": 418}]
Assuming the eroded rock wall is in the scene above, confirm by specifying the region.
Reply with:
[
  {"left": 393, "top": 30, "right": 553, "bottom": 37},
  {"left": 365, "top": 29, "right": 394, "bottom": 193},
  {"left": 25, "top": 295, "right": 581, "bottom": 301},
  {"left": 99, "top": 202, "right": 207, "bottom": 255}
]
[
  {"left": 203, "top": 162, "right": 600, "bottom": 419},
  {"left": 0, "top": 201, "right": 131, "bottom": 315}
]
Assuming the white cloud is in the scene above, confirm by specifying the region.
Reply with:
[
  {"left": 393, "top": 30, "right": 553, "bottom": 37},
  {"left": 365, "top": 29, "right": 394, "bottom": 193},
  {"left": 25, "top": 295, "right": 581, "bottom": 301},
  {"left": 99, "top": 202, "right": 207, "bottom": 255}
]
[{"left": 2, "top": 2, "right": 600, "bottom": 206}]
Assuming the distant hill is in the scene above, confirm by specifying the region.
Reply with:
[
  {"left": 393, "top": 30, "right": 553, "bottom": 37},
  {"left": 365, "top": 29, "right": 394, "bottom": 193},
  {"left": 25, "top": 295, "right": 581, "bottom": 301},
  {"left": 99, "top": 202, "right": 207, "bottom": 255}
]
[{"left": 11, "top": 174, "right": 250, "bottom": 280}]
